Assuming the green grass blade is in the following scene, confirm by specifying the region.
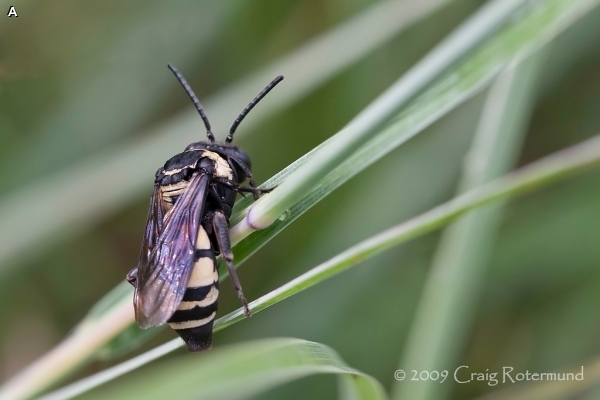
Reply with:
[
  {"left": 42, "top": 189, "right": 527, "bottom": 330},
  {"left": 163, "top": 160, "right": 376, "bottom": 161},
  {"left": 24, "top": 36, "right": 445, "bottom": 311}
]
[
  {"left": 393, "top": 49, "right": 547, "bottom": 400},
  {"left": 229, "top": 0, "right": 600, "bottom": 266},
  {"left": 41, "top": 339, "right": 387, "bottom": 400},
  {"left": 241, "top": 0, "right": 526, "bottom": 231},
  {"left": 216, "top": 135, "right": 600, "bottom": 334},
  {"left": 27, "top": 131, "right": 600, "bottom": 400}
]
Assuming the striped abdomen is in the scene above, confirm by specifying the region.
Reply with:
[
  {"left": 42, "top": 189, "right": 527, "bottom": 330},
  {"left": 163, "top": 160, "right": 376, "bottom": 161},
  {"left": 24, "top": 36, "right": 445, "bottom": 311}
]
[{"left": 168, "top": 226, "right": 219, "bottom": 352}]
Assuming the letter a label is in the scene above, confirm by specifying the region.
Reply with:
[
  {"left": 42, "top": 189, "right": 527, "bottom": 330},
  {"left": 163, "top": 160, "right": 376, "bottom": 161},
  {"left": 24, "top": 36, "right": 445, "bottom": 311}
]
[{"left": 7, "top": 6, "right": 18, "bottom": 17}]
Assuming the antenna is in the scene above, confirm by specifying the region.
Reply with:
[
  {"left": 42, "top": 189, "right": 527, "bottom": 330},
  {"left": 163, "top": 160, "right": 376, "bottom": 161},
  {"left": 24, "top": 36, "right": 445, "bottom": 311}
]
[
  {"left": 227, "top": 75, "right": 284, "bottom": 143},
  {"left": 167, "top": 64, "right": 215, "bottom": 142}
]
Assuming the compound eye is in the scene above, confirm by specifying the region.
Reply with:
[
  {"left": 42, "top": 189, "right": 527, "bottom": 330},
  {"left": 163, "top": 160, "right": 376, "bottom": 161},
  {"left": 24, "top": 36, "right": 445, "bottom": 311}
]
[
  {"left": 233, "top": 149, "right": 252, "bottom": 171},
  {"left": 241, "top": 156, "right": 251, "bottom": 171}
]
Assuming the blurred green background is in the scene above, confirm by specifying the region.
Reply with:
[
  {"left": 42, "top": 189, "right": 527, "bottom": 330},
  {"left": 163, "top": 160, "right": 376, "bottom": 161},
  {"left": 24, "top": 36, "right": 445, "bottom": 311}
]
[{"left": 2, "top": 0, "right": 600, "bottom": 399}]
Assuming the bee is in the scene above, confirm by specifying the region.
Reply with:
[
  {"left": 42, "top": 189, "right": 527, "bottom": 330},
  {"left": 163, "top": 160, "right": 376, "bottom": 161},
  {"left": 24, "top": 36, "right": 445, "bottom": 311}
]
[{"left": 127, "top": 64, "right": 283, "bottom": 352}]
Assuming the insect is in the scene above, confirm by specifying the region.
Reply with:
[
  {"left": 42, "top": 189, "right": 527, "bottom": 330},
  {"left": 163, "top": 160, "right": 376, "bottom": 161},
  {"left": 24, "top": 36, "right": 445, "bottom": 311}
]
[{"left": 127, "top": 64, "right": 283, "bottom": 352}]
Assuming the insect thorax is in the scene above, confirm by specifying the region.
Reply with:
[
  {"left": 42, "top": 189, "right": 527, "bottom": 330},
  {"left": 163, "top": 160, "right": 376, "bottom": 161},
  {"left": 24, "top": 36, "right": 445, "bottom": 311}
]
[{"left": 156, "top": 148, "right": 242, "bottom": 214}]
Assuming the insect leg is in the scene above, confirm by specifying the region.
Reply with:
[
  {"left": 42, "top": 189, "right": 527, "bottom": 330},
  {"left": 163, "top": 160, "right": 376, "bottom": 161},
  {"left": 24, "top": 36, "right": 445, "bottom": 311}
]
[
  {"left": 213, "top": 178, "right": 275, "bottom": 197},
  {"left": 212, "top": 211, "right": 251, "bottom": 317},
  {"left": 237, "top": 186, "right": 276, "bottom": 196}
]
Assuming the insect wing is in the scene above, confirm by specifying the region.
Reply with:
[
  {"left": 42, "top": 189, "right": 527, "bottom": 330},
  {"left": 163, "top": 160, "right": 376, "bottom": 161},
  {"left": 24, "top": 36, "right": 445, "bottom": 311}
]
[
  {"left": 130, "top": 185, "right": 165, "bottom": 283},
  {"left": 135, "top": 172, "right": 210, "bottom": 328}
]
